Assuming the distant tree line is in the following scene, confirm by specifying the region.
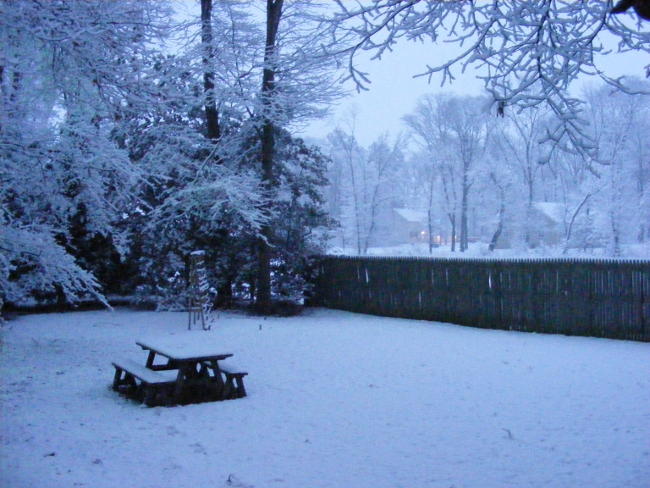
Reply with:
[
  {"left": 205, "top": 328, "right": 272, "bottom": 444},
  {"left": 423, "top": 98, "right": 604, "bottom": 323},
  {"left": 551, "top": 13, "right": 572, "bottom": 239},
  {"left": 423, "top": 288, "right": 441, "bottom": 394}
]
[{"left": 324, "top": 87, "right": 649, "bottom": 257}]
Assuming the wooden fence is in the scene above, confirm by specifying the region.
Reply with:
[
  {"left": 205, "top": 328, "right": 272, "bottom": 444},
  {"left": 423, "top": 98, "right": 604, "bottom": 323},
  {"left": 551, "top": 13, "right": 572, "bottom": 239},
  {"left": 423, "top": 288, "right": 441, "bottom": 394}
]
[{"left": 310, "top": 256, "right": 650, "bottom": 341}]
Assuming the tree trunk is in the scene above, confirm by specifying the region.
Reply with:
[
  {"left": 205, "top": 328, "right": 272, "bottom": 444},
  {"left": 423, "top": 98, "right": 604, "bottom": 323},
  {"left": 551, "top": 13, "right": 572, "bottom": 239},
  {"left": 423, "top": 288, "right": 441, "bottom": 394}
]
[
  {"left": 347, "top": 160, "right": 363, "bottom": 254},
  {"left": 460, "top": 170, "right": 469, "bottom": 252},
  {"left": 489, "top": 191, "right": 505, "bottom": 251},
  {"left": 637, "top": 154, "right": 646, "bottom": 243},
  {"left": 448, "top": 213, "right": 456, "bottom": 252},
  {"left": 201, "top": 0, "right": 220, "bottom": 142},
  {"left": 488, "top": 173, "right": 506, "bottom": 252},
  {"left": 610, "top": 211, "right": 621, "bottom": 257},
  {"left": 563, "top": 192, "right": 592, "bottom": 254},
  {"left": 201, "top": 0, "right": 228, "bottom": 307},
  {"left": 428, "top": 209, "right": 434, "bottom": 254},
  {"left": 525, "top": 179, "right": 534, "bottom": 247},
  {"left": 427, "top": 168, "right": 435, "bottom": 254},
  {"left": 216, "top": 279, "right": 233, "bottom": 307},
  {"left": 255, "top": 0, "right": 283, "bottom": 313}
]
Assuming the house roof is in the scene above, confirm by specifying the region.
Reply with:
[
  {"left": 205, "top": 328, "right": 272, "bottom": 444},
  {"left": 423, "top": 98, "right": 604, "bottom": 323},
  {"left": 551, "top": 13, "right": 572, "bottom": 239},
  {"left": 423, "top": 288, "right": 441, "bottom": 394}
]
[
  {"left": 394, "top": 208, "right": 427, "bottom": 223},
  {"left": 532, "top": 202, "right": 564, "bottom": 224}
]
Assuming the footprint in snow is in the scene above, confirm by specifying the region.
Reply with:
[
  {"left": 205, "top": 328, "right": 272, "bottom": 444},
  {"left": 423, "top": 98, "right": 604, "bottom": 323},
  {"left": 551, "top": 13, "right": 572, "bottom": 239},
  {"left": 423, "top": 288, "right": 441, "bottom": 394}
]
[{"left": 190, "top": 442, "right": 207, "bottom": 455}]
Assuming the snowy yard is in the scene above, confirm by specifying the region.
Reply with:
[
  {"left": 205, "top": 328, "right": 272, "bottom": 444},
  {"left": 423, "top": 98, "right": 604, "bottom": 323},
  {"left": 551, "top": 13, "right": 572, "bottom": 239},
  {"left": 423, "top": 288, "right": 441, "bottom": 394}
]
[{"left": 1, "top": 308, "right": 649, "bottom": 488}]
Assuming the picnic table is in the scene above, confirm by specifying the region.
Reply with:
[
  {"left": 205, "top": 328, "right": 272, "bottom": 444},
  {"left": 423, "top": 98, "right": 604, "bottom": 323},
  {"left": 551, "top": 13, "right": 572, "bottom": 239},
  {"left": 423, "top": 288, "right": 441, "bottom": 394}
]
[{"left": 111, "top": 338, "right": 247, "bottom": 407}]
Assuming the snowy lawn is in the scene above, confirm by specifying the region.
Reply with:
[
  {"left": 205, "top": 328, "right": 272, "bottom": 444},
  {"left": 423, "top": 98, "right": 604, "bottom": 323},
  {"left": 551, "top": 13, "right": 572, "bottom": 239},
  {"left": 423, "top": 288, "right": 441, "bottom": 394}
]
[{"left": 1, "top": 308, "right": 649, "bottom": 488}]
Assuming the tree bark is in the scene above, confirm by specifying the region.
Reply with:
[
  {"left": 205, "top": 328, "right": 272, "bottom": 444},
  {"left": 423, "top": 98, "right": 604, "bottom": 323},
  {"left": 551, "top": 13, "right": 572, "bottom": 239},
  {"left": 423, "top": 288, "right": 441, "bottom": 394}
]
[
  {"left": 448, "top": 213, "right": 456, "bottom": 252},
  {"left": 201, "top": 0, "right": 220, "bottom": 142},
  {"left": 201, "top": 0, "right": 232, "bottom": 304},
  {"left": 525, "top": 178, "right": 534, "bottom": 247},
  {"left": 428, "top": 209, "right": 434, "bottom": 254},
  {"left": 460, "top": 164, "right": 470, "bottom": 252},
  {"left": 255, "top": 0, "right": 283, "bottom": 313},
  {"left": 488, "top": 176, "right": 506, "bottom": 252},
  {"left": 427, "top": 167, "right": 435, "bottom": 254},
  {"left": 637, "top": 152, "right": 646, "bottom": 243},
  {"left": 563, "top": 192, "right": 592, "bottom": 254}
]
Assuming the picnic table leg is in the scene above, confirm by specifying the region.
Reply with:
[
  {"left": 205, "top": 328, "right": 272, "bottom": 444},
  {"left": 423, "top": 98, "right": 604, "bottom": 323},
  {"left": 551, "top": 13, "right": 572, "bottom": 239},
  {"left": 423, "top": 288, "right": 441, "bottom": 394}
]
[
  {"left": 112, "top": 367, "right": 123, "bottom": 390},
  {"left": 145, "top": 351, "right": 156, "bottom": 369},
  {"left": 173, "top": 368, "right": 184, "bottom": 402},
  {"left": 172, "top": 364, "right": 196, "bottom": 403},
  {"left": 143, "top": 385, "right": 156, "bottom": 407},
  {"left": 211, "top": 361, "right": 225, "bottom": 389},
  {"left": 220, "top": 376, "right": 232, "bottom": 400},
  {"left": 202, "top": 360, "right": 225, "bottom": 400},
  {"left": 234, "top": 376, "right": 247, "bottom": 398}
]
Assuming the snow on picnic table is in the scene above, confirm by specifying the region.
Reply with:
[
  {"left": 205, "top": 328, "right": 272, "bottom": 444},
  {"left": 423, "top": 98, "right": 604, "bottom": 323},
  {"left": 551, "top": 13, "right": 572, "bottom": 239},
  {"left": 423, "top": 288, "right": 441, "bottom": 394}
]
[
  {"left": 136, "top": 335, "right": 234, "bottom": 361},
  {"left": 1, "top": 308, "right": 648, "bottom": 488}
]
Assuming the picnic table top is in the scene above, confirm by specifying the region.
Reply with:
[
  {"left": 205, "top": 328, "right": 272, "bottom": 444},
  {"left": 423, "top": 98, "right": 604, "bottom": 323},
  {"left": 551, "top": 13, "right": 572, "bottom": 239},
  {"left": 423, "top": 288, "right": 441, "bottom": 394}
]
[{"left": 136, "top": 337, "right": 233, "bottom": 362}]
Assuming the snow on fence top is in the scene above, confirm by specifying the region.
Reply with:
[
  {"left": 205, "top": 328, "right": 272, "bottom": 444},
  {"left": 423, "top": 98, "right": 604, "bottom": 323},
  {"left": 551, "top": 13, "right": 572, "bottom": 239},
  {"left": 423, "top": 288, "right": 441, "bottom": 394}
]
[{"left": 318, "top": 255, "right": 650, "bottom": 265}]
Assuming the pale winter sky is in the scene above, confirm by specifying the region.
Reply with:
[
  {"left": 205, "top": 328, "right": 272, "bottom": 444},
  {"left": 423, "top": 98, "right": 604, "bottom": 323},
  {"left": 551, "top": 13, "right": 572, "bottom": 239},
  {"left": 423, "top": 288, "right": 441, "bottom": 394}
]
[
  {"left": 300, "top": 35, "right": 649, "bottom": 146},
  {"left": 301, "top": 40, "right": 482, "bottom": 146}
]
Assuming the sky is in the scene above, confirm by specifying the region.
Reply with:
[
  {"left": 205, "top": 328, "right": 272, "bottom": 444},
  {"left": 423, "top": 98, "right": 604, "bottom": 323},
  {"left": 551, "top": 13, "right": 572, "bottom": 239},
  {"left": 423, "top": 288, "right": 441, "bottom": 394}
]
[
  {"left": 300, "top": 40, "right": 484, "bottom": 146},
  {"left": 300, "top": 34, "right": 649, "bottom": 147}
]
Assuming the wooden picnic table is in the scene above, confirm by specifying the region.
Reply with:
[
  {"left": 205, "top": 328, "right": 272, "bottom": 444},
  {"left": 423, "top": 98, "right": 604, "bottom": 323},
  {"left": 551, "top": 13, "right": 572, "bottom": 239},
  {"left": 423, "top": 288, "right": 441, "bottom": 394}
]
[
  {"left": 136, "top": 339, "right": 233, "bottom": 403},
  {"left": 112, "top": 338, "right": 247, "bottom": 406}
]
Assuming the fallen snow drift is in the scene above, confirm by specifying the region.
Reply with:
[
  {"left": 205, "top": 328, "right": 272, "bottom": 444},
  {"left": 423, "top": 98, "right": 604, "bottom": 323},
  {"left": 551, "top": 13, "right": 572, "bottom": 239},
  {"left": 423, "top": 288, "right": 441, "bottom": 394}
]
[{"left": 1, "top": 308, "right": 648, "bottom": 488}]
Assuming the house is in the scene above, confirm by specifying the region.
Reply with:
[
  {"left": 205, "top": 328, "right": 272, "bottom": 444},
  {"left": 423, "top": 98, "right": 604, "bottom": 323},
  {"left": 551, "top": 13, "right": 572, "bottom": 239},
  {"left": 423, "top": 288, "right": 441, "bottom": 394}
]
[
  {"left": 494, "top": 201, "right": 565, "bottom": 249},
  {"left": 373, "top": 207, "right": 448, "bottom": 247}
]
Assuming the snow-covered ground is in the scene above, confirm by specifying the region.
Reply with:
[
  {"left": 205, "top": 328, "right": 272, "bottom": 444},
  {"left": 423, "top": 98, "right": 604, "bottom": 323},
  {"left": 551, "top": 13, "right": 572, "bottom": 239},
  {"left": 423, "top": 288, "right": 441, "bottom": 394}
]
[
  {"left": 329, "top": 242, "right": 650, "bottom": 259},
  {"left": 1, "top": 308, "right": 649, "bottom": 488}
]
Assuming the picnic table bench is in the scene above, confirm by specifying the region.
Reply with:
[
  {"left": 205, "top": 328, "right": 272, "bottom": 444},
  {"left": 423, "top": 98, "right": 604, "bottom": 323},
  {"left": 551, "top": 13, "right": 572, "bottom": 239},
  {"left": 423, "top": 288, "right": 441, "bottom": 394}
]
[
  {"left": 112, "top": 358, "right": 177, "bottom": 406},
  {"left": 111, "top": 339, "right": 247, "bottom": 406},
  {"left": 205, "top": 361, "right": 248, "bottom": 399}
]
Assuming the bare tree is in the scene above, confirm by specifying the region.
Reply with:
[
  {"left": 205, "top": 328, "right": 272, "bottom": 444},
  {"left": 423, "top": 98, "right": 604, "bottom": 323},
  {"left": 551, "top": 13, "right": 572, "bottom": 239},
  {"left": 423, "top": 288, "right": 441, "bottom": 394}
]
[
  {"left": 327, "top": 128, "right": 403, "bottom": 254},
  {"left": 254, "top": 0, "right": 284, "bottom": 312},
  {"left": 581, "top": 83, "right": 650, "bottom": 255},
  {"left": 328, "top": 1, "right": 650, "bottom": 163},
  {"left": 412, "top": 152, "right": 440, "bottom": 254},
  {"left": 362, "top": 134, "right": 404, "bottom": 253},
  {"left": 253, "top": 1, "right": 345, "bottom": 310},
  {"left": 492, "top": 107, "right": 558, "bottom": 246},
  {"left": 327, "top": 127, "right": 365, "bottom": 253},
  {"left": 487, "top": 172, "right": 508, "bottom": 252},
  {"left": 405, "top": 94, "right": 489, "bottom": 252}
]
